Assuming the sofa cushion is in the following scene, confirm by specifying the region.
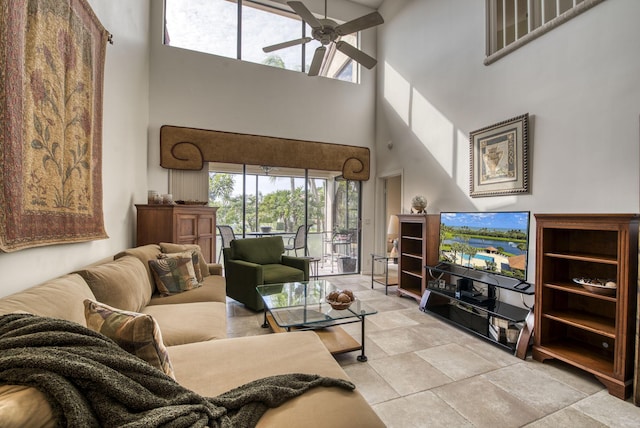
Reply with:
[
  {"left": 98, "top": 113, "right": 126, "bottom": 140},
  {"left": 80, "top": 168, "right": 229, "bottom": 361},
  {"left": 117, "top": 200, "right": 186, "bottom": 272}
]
[
  {"left": 148, "top": 257, "right": 200, "bottom": 296},
  {"left": 263, "top": 264, "right": 305, "bottom": 284},
  {"left": 168, "top": 332, "right": 385, "bottom": 427},
  {"left": 76, "top": 256, "right": 152, "bottom": 312},
  {"left": 0, "top": 385, "right": 56, "bottom": 428},
  {"left": 114, "top": 244, "right": 163, "bottom": 292},
  {"left": 0, "top": 274, "right": 95, "bottom": 326},
  {"left": 148, "top": 274, "right": 226, "bottom": 306},
  {"left": 230, "top": 236, "right": 284, "bottom": 265},
  {"left": 142, "top": 301, "right": 227, "bottom": 346},
  {"left": 84, "top": 299, "right": 175, "bottom": 379},
  {"left": 160, "top": 243, "right": 210, "bottom": 278}
]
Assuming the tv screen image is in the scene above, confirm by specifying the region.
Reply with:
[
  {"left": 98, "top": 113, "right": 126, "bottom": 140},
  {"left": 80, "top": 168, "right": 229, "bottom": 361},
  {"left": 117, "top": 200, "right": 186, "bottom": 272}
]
[{"left": 439, "top": 211, "right": 531, "bottom": 281}]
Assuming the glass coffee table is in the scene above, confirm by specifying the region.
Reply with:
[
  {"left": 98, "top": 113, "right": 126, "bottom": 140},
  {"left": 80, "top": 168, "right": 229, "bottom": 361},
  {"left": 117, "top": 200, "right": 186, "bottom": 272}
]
[{"left": 257, "top": 280, "right": 377, "bottom": 362}]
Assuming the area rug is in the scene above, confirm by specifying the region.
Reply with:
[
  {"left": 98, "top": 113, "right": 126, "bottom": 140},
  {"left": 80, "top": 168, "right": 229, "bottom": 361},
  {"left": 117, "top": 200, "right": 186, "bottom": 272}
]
[{"left": 0, "top": 0, "right": 109, "bottom": 251}]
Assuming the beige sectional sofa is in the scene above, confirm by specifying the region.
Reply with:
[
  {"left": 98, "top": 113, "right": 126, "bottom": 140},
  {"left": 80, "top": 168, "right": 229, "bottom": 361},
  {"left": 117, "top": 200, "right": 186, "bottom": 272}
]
[{"left": 0, "top": 244, "right": 384, "bottom": 427}]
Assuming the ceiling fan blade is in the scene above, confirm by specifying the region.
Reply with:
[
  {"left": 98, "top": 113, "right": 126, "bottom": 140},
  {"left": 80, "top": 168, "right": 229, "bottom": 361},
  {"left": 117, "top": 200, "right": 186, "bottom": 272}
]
[
  {"left": 287, "top": 1, "right": 322, "bottom": 30},
  {"left": 335, "top": 41, "right": 377, "bottom": 69},
  {"left": 335, "top": 11, "right": 384, "bottom": 36},
  {"left": 263, "top": 37, "right": 312, "bottom": 53},
  {"left": 308, "top": 46, "right": 326, "bottom": 76}
]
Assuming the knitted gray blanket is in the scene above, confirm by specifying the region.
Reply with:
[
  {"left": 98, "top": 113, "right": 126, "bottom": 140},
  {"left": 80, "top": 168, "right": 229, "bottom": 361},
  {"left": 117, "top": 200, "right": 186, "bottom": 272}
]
[{"left": 0, "top": 313, "right": 355, "bottom": 427}]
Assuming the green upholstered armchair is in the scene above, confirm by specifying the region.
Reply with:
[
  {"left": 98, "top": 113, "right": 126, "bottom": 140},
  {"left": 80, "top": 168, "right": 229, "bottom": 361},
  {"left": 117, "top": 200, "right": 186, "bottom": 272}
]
[{"left": 223, "top": 236, "right": 310, "bottom": 311}]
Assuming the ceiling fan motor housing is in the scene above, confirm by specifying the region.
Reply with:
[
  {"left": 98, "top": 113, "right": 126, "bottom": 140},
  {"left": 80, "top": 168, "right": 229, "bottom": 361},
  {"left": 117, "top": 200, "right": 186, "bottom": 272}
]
[{"left": 312, "top": 19, "right": 339, "bottom": 45}]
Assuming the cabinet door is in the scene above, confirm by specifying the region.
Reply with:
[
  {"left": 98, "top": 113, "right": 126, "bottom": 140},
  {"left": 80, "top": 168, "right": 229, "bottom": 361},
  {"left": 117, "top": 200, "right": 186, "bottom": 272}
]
[
  {"left": 136, "top": 206, "right": 173, "bottom": 246},
  {"left": 175, "top": 214, "right": 198, "bottom": 243},
  {"left": 197, "top": 214, "right": 215, "bottom": 263}
]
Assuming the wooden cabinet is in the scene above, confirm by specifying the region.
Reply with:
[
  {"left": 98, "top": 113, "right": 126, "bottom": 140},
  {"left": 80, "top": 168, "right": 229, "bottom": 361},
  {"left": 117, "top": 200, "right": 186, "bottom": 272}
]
[
  {"left": 397, "top": 214, "right": 440, "bottom": 301},
  {"left": 533, "top": 214, "right": 638, "bottom": 399},
  {"left": 135, "top": 205, "right": 218, "bottom": 263}
]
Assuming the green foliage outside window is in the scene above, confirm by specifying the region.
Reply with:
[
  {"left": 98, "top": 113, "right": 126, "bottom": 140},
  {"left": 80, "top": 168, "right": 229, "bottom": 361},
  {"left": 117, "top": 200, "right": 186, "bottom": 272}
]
[{"left": 209, "top": 172, "right": 326, "bottom": 234}]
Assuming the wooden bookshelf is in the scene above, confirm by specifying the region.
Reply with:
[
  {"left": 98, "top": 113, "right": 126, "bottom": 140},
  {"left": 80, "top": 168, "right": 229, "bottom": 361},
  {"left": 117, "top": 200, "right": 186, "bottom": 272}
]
[
  {"left": 396, "top": 214, "right": 439, "bottom": 301},
  {"left": 533, "top": 214, "right": 639, "bottom": 400}
]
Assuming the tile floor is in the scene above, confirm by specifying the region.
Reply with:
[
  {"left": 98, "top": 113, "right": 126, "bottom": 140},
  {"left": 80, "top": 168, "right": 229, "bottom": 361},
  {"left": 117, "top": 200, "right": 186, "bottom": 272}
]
[{"left": 226, "top": 275, "right": 640, "bottom": 427}]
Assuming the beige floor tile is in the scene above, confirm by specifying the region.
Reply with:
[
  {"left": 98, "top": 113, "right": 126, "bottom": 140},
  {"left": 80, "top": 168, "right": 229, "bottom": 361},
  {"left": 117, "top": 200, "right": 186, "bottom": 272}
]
[
  {"left": 334, "top": 336, "right": 389, "bottom": 365},
  {"left": 368, "top": 352, "right": 452, "bottom": 395},
  {"left": 342, "top": 362, "right": 399, "bottom": 405},
  {"left": 524, "top": 407, "right": 608, "bottom": 428},
  {"left": 483, "top": 363, "right": 587, "bottom": 413},
  {"left": 525, "top": 358, "right": 605, "bottom": 395},
  {"left": 367, "top": 310, "right": 421, "bottom": 330},
  {"left": 374, "top": 391, "right": 474, "bottom": 428},
  {"left": 367, "top": 327, "right": 432, "bottom": 355},
  {"left": 572, "top": 390, "right": 640, "bottom": 428},
  {"left": 395, "top": 307, "right": 436, "bottom": 324},
  {"left": 365, "top": 296, "right": 414, "bottom": 313},
  {"left": 460, "top": 335, "right": 522, "bottom": 368},
  {"left": 416, "top": 343, "right": 499, "bottom": 380},
  {"left": 410, "top": 322, "right": 467, "bottom": 348},
  {"left": 434, "top": 376, "right": 544, "bottom": 428}
]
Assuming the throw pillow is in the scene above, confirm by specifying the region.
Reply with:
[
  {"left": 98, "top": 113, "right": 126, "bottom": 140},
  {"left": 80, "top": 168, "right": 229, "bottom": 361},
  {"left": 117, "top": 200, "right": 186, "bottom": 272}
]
[
  {"left": 148, "top": 256, "right": 200, "bottom": 296},
  {"left": 83, "top": 299, "right": 175, "bottom": 379},
  {"left": 159, "top": 243, "right": 210, "bottom": 278},
  {"left": 159, "top": 250, "right": 203, "bottom": 282}
]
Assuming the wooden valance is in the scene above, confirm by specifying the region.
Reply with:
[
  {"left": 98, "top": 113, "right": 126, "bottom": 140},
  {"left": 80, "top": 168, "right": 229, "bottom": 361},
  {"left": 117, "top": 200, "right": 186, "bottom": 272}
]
[{"left": 160, "top": 125, "right": 370, "bottom": 181}]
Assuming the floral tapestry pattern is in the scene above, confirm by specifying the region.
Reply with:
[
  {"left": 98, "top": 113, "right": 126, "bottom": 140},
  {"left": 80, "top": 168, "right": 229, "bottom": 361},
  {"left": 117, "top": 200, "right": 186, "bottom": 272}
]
[{"left": 0, "top": 0, "right": 108, "bottom": 252}]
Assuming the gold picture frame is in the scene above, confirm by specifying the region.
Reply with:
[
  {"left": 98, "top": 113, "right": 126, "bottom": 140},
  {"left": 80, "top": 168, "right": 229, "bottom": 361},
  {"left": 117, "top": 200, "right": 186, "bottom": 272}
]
[{"left": 469, "top": 113, "right": 529, "bottom": 198}]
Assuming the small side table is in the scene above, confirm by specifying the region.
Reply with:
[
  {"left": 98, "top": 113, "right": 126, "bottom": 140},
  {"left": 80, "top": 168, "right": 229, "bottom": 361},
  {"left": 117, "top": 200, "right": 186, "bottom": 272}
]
[
  {"left": 301, "top": 257, "right": 321, "bottom": 280},
  {"left": 371, "top": 253, "right": 398, "bottom": 295}
]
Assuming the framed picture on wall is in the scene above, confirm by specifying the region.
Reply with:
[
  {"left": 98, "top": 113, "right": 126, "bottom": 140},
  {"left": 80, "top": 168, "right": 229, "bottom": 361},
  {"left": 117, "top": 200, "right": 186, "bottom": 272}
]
[{"left": 469, "top": 113, "right": 530, "bottom": 198}]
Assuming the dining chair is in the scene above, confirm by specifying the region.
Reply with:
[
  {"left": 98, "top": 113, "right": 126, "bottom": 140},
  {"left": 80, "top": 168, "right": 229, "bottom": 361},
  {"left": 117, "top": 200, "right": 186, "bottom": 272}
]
[
  {"left": 217, "top": 225, "right": 236, "bottom": 262},
  {"left": 284, "top": 225, "right": 310, "bottom": 256}
]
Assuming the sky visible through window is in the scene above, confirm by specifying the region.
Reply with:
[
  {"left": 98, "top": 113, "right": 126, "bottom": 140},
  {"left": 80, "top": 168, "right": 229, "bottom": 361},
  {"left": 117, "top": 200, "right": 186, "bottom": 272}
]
[{"left": 165, "top": 0, "right": 315, "bottom": 72}]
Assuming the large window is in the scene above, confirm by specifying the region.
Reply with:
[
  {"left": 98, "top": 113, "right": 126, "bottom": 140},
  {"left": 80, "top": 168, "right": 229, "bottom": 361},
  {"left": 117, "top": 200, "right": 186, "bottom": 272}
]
[
  {"left": 209, "top": 163, "right": 362, "bottom": 276},
  {"left": 485, "top": 0, "right": 605, "bottom": 64},
  {"left": 164, "top": 0, "right": 359, "bottom": 82}
]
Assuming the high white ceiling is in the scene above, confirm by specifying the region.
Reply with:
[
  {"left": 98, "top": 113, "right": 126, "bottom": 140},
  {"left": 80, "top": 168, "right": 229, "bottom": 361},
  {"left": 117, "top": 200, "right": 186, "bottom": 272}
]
[{"left": 349, "top": 0, "right": 384, "bottom": 9}]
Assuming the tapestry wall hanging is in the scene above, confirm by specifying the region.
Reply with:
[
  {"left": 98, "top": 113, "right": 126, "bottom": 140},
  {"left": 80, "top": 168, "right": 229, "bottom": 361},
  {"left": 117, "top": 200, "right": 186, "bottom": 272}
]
[{"left": 0, "top": 0, "right": 109, "bottom": 252}]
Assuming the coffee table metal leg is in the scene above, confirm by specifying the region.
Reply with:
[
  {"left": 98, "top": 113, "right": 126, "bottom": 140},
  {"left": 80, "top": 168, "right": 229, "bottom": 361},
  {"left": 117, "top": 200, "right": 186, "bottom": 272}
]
[
  {"left": 357, "top": 316, "right": 368, "bottom": 362},
  {"left": 262, "top": 309, "right": 269, "bottom": 328}
]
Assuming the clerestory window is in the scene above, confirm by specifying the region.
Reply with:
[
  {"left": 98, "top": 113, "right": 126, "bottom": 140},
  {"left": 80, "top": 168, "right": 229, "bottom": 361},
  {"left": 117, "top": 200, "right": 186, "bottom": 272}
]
[
  {"left": 485, "top": 0, "right": 606, "bottom": 65},
  {"left": 164, "top": 0, "right": 359, "bottom": 82}
]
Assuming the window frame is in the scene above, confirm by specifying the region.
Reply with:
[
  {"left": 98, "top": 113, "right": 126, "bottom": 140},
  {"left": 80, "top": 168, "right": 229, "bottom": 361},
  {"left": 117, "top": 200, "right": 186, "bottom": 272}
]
[
  {"left": 163, "top": 0, "right": 359, "bottom": 81},
  {"left": 485, "top": 0, "right": 606, "bottom": 65}
]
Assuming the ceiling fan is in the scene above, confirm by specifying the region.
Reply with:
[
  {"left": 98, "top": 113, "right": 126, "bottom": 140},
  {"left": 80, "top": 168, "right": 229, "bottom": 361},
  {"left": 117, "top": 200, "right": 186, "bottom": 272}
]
[{"left": 263, "top": 0, "right": 384, "bottom": 76}]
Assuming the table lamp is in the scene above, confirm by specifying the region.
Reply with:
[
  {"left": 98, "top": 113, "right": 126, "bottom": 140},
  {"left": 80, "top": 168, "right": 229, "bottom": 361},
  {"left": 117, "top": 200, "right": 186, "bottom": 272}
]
[{"left": 387, "top": 215, "right": 399, "bottom": 257}]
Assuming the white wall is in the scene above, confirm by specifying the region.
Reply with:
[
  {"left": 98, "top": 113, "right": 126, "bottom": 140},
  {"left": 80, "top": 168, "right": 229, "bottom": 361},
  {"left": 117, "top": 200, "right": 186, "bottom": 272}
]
[
  {"left": 0, "top": 0, "right": 150, "bottom": 297},
  {"left": 375, "top": 0, "right": 640, "bottom": 292},
  {"left": 147, "top": 0, "right": 379, "bottom": 269}
]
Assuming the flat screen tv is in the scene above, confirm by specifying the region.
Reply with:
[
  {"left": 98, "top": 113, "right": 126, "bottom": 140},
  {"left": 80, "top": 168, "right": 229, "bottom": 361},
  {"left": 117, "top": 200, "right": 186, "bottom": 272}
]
[{"left": 439, "top": 211, "right": 531, "bottom": 281}]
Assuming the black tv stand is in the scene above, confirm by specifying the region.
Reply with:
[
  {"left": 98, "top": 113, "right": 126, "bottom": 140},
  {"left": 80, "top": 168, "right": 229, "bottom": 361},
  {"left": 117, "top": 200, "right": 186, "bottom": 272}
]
[{"left": 422, "top": 263, "right": 534, "bottom": 356}]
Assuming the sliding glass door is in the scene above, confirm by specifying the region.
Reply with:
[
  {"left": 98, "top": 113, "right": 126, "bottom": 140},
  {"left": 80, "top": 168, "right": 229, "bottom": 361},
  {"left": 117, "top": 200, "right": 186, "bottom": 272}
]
[{"left": 209, "top": 163, "right": 361, "bottom": 276}]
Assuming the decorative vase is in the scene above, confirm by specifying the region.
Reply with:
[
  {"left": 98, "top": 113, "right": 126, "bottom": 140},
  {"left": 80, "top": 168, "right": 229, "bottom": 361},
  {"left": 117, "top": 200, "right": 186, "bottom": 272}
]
[{"left": 411, "top": 195, "right": 427, "bottom": 214}]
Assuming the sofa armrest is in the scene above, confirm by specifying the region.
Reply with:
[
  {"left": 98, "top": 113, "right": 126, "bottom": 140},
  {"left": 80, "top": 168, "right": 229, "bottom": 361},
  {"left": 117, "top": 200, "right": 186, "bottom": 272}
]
[
  {"left": 207, "top": 263, "right": 223, "bottom": 276},
  {"left": 281, "top": 256, "right": 310, "bottom": 280}
]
